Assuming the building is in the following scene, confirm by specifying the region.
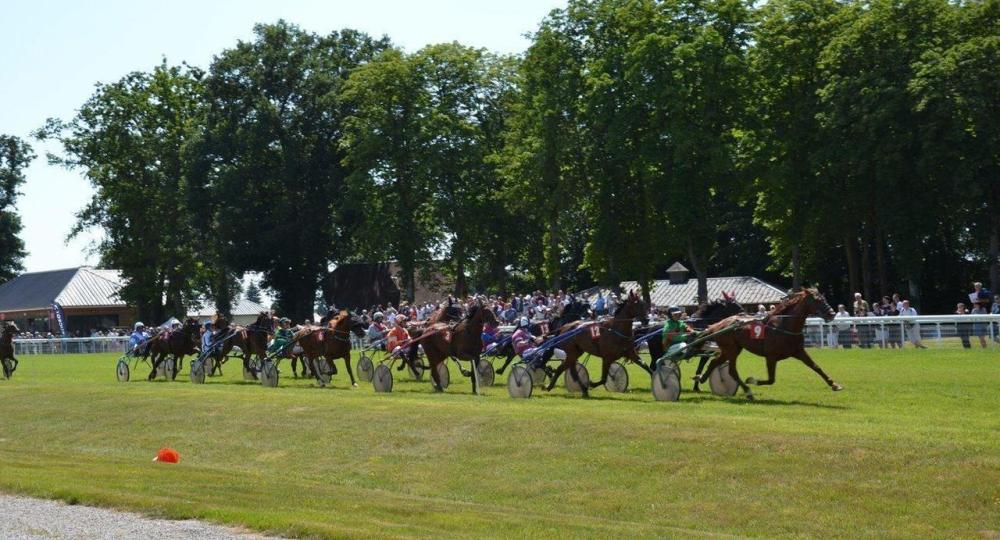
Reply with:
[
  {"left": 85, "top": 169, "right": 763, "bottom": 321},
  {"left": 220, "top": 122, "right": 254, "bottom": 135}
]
[
  {"left": 618, "top": 262, "right": 787, "bottom": 311},
  {"left": 187, "top": 298, "right": 270, "bottom": 326},
  {"left": 0, "top": 267, "right": 135, "bottom": 335}
]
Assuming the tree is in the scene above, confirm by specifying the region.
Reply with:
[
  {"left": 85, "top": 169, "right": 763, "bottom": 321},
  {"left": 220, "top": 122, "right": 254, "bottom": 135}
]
[
  {"left": 244, "top": 279, "right": 262, "bottom": 304},
  {"left": 37, "top": 62, "right": 207, "bottom": 322},
  {"left": 199, "top": 22, "right": 389, "bottom": 320},
  {"left": 0, "top": 135, "right": 34, "bottom": 284}
]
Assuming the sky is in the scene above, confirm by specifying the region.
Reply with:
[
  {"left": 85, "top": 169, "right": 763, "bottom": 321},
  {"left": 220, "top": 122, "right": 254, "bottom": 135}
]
[{"left": 2, "top": 0, "right": 564, "bottom": 273}]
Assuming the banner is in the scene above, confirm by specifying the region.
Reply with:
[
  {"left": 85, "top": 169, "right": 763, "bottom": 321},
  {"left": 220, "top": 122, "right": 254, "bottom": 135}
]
[{"left": 52, "top": 303, "right": 67, "bottom": 336}]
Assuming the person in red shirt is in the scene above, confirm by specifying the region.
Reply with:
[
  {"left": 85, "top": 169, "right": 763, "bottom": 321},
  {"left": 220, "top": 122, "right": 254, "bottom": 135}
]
[{"left": 386, "top": 314, "right": 411, "bottom": 353}]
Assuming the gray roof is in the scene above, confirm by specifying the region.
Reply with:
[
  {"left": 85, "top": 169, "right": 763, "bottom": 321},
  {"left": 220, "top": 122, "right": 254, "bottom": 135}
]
[
  {"left": 620, "top": 276, "right": 787, "bottom": 308},
  {"left": 667, "top": 262, "right": 689, "bottom": 273},
  {"left": 188, "top": 298, "right": 269, "bottom": 317},
  {"left": 0, "top": 267, "right": 126, "bottom": 312}
]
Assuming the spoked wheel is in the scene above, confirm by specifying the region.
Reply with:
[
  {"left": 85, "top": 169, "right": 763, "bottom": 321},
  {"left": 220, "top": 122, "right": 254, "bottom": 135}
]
[
  {"left": 652, "top": 361, "right": 681, "bottom": 402},
  {"left": 373, "top": 363, "right": 393, "bottom": 392},
  {"left": 708, "top": 361, "right": 739, "bottom": 396},
  {"left": 260, "top": 359, "right": 279, "bottom": 388},
  {"left": 434, "top": 362, "right": 451, "bottom": 390},
  {"left": 476, "top": 359, "right": 495, "bottom": 387},
  {"left": 204, "top": 356, "right": 216, "bottom": 377},
  {"left": 2, "top": 357, "right": 15, "bottom": 380},
  {"left": 165, "top": 357, "right": 178, "bottom": 381},
  {"left": 604, "top": 361, "right": 629, "bottom": 393},
  {"left": 407, "top": 359, "right": 425, "bottom": 381},
  {"left": 357, "top": 355, "right": 374, "bottom": 383},
  {"left": 564, "top": 363, "right": 590, "bottom": 393},
  {"left": 243, "top": 360, "right": 257, "bottom": 381},
  {"left": 507, "top": 364, "right": 533, "bottom": 398},
  {"left": 314, "top": 360, "right": 333, "bottom": 387},
  {"left": 530, "top": 367, "right": 548, "bottom": 387},
  {"left": 116, "top": 358, "right": 130, "bottom": 382},
  {"left": 189, "top": 359, "right": 206, "bottom": 384}
]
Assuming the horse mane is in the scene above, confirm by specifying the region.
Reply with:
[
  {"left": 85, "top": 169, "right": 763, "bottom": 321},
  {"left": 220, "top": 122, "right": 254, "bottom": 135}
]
[{"left": 771, "top": 289, "right": 811, "bottom": 315}]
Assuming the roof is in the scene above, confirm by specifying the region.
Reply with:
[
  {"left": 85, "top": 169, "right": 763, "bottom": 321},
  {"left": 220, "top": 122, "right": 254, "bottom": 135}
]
[
  {"left": 187, "top": 298, "right": 269, "bottom": 318},
  {"left": 666, "top": 262, "right": 689, "bottom": 273},
  {"left": 620, "top": 276, "right": 787, "bottom": 308},
  {"left": 0, "top": 267, "right": 126, "bottom": 312}
]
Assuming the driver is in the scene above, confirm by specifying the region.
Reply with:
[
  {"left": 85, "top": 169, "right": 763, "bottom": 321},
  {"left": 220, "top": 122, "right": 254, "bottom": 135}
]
[
  {"left": 129, "top": 322, "right": 149, "bottom": 355},
  {"left": 386, "top": 314, "right": 410, "bottom": 354},
  {"left": 513, "top": 317, "right": 565, "bottom": 367},
  {"left": 268, "top": 317, "right": 294, "bottom": 355},
  {"left": 660, "top": 306, "right": 699, "bottom": 362}
]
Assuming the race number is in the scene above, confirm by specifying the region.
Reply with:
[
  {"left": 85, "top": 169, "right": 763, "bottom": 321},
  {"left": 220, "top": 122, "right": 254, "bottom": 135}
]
[
  {"left": 590, "top": 325, "right": 601, "bottom": 339},
  {"left": 748, "top": 322, "right": 766, "bottom": 340}
]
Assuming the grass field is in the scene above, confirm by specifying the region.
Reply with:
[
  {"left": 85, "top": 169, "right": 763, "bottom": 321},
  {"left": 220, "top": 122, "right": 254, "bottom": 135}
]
[{"left": 0, "top": 349, "right": 997, "bottom": 539}]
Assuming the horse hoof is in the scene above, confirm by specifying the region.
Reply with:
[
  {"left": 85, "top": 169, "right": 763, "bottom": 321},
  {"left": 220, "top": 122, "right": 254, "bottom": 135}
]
[
  {"left": 745, "top": 376, "right": 757, "bottom": 385},
  {"left": 352, "top": 382, "right": 358, "bottom": 388},
  {"left": 831, "top": 383, "right": 843, "bottom": 391},
  {"left": 745, "top": 393, "right": 755, "bottom": 401}
]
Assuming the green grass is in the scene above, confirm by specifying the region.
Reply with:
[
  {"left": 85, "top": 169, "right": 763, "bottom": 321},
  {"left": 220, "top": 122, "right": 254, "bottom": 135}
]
[{"left": 0, "top": 349, "right": 997, "bottom": 539}]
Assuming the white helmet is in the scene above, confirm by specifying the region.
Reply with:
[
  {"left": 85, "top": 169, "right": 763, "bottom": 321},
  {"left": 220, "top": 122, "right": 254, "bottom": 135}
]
[
  {"left": 396, "top": 314, "right": 407, "bottom": 323},
  {"left": 519, "top": 317, "right": 530, "bottom": 328},
  {"left": 373, "top": 312, "right": 384, "bottom": 321},
  {"left": 134, "top": 322, "right": 145, "bottom": 330}
]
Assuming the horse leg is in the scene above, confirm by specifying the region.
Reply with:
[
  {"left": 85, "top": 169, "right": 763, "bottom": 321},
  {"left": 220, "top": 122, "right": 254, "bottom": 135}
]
[
  {"left": 793, "top": 349, "right": 843, "bottom": 391},
  {"left": 544, "top": 357, "right": 570, "bottom": 393},
  {"left": 469, "top": 356, "right": 479, "bottom": 395},
  {"left": 429, "top": 357, "right": 444, "bottom": 392},
  {"left": 692, "top": 354, "right": 711, "bottom": 392},
  {"left": 147, "top": 352, "right": 161, "bottom": 381},
  {"left": 291, "top": 356, "right": 299, "bottom": 378},
  {"left": 496, "top": 350, "right": 515, "bottom": 375},
  {"left": 343, "top": 354, "right": 357, "bottom": 387},
  {"left": 697, "top": 354, "right": 726, "bottom": 385},
  {"left": 747, "top": 357, "right": 778, "bottom": 386},
  {"left": 728, "top": 357, "right": 754, "bottom": 400},
  {"left": 589, "top": 357, "right": 611, "bottom": 389},
  {"left": 566, "top": 356, "right": 589, "bottom": 398}
]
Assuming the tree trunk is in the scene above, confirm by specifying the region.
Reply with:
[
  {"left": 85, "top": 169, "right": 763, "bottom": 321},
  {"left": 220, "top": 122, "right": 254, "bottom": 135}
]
[
  {"left": 989, "top": 186, "right": 999, "bottom": 294},
  {"left": 860, "top": 228, "right": 873, "bottom": 301},
  {"left": 545, "top": 219, "right": 561, "bottom": 291},
  {"left": 454, "top": 252, "right": 467, "bottom": 298},
  {"left": 791, "top": 245, "right": 802, "bottom": 290},
  {"left": 687, "top": 241, "right": 709, "bottom": 304},
  {"left": 639, "top": 277, "right": 653, "bottom": 310},
  {"left": 844, "top": 234, "right": 861, "bottom": 298},
  {"left": 875, "top": 227, "right": 889, "bottom": 299}
]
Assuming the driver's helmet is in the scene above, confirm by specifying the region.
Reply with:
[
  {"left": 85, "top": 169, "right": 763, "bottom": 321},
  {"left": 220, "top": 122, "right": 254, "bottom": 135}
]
[
  {"left": 280, "top": 317, "right": 291, "bottom": 325},
  {"left": 373, "top": 312, "right": 384, "bottom": 321},
  {"left": 134, "top": 321, "right": 145, "bottom": 330},
  {"left": 518, "top": 317, "right": 530, "bottom": 328},
  {"left": 396, "top": 314, "right": 407, "bottom": 324},
  {"left": 667, "top": 306, "right": 683, "bottom": 317}
]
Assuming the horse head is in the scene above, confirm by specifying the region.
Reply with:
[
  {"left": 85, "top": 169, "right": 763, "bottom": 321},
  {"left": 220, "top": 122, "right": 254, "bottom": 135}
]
[{"left": 803, "top": 286, "right": 836, "bottom": 322}]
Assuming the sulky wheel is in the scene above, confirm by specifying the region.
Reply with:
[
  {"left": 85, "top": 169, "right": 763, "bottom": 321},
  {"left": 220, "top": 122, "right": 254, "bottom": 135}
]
[
  {"left": 476, "top": 359, "right": 495, "bottom": 387},
  {"left": 2, "top": 357, "right": 15, "bottom": 380},
  {"left": 507, "top": 364, "right": 533, "bottom": 398},
  {"left": 189, "top": 359, "right": 206, "bottom": 384},
  {"left": 564, "top": 363, "right": 590, "bottom": 393},
  {"left": 260, "top": 359, "right": 279, "bottom": 388},
  {"left": 708, "top": 361, "right": 739, "bottom": 396},
  {"left": 434, "top": 362, "right": 451, "bottom": 390},
  {"left": 357, "top": 355, "right": 374, "bottom": 383},
  {"left": 116, "top": 358, "right": 130, "bottom": 382},
  {"left": 165, "top": 357, "right": 178, "bottom": 381},
  {"left": 604, "top": 361, "right": 629, "bottom": 393},
  {"left": 651, "top": 361, "right": 681, "bottom": 402},
  {"left": 530, "top": 367, "right": 547, "bottom": 387},
  {"left": 372, "top": 363, "right": 393, "bottom": 392},
  {"left": 407, "top": 359, "right": 425, "bottom": 381}
]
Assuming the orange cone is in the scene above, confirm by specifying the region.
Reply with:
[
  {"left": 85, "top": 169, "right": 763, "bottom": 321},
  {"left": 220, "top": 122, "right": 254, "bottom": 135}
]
[{"left": 153, "top": 447, "right": 180, "bottom": 463}]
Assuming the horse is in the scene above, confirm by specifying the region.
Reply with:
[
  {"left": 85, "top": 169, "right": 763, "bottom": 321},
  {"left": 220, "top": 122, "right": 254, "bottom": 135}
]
[
  {"left": 295, "top": 311, "right": 367, "bottom": 387},
  {"left": 638, "top": 293, "right": 745, "bottom": 390},
  {"left": 494, "top": 299, "right": 592, "bottom": 375},
  {"left": 147, "top": 318, "right": 201, "bottom": 380},
  {"left": 543, "top": 290, "right": 648, "bottom": 397},
  {"left": 398, "top": 301, "right": 464, "bottom": 373},
  {"left": 209, "top": 312, "right": 275, "bottom": 379},
  {"left": 420, "top": 302, "right": 499, "bottom": 393},
  {"left": 1, "top": 322, "right": 19, "bottom": 379},
  {"left": 698, "top": 287, "right": 841, "bottom": 400}
]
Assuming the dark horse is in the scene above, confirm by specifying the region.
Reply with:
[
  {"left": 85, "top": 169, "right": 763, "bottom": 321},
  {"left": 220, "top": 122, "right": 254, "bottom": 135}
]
[
  {"left": 1, "top": 322, "right": 19, "bottom": 379},
  {"left": 699, "top": 287, "right": 841, "bottom": 400},
  {"left": 421, "top": 302, "right": 499, "bottom": 394},
  {"left": 209, "top": 312, "right": 275, "bottom": 379},
  {"left": 494, "top": 299, "right": 592, "bottom": 375},
  {"left": 638, "top": 293, "right": 745, "bottom": 390},
  {"left": 295, "top": 311, "right": 367, "bottom": 387},
  {"left": 399, "top": 301, "right": 463, "bottom": 373},
  {"left": 147, "top": 318, "right": 201, "bottom": 380},
  {"left": 545, "top": 291, "right": 648, "bottom": 397}
]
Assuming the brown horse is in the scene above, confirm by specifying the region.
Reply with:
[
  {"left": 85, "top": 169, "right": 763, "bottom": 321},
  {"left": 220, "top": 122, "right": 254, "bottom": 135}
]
[
  {"left": 698, "top": 287, "right": 841, "bottom": 400},
  {"left": 209, "top": 312, "right": 275, "bottom": 379},
  {"left": 399, "top": 302, "right": 463, "bottom": 372},
  {"left": 1, "top": 322, "right": 19, "bottom": 379},
  {"left": 295, "top": 311, "right": 367, "bottom": 387},
  {"left": 147, "top": 318, "right": 201, "bottom": 380},
  {"left": 544, "top": 290, "right": 647, "bottom": 397},
  {"left": 420, "top": 302, "right": 499, "bottom": 393}
]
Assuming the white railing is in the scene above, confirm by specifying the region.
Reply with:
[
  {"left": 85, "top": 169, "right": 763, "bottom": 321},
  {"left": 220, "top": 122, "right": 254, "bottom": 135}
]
[{"left": 12, "top": 336, "right": 130, "bottom": 355}]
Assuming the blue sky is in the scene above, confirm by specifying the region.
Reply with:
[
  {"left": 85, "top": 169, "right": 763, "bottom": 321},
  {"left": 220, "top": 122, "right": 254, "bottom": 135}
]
[{"left": 3, "top": 0, "right": 564, "bottom": 272}]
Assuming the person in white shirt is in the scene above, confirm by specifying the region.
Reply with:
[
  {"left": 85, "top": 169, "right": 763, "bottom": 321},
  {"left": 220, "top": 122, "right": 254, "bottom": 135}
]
[
  {"left": 898, "top": 300, "right": 926, "bottom": 348},
  {"left": 834, "top": 304, "right": 852, "bottom": 349}
]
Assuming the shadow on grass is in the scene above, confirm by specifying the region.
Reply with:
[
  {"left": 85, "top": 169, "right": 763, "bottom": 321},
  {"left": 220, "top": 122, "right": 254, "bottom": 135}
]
[{"left": 678, "top": 395, "right": 850, "bottom": 409}]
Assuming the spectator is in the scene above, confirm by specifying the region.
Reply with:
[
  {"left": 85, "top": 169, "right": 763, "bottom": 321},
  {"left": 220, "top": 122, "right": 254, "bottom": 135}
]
[
  {"left": 756, "top": 304, "right": 767, "bottom": 316},
  {"left": 969, "top": 281, "right": 992, "bottom": 309},
  {"left": 835, "top": 304, "right": 853, "bottom": 349},
  {"left": 992, "top": 294, "right": 1000, "bottom": 343},
  {"left": 898, "top": 300, "right": 927, "bottom": 348},
  {"left": 970, "top": 301, "right": 988, "bottom": 348},
  {"left": 881, "top": 297, "right": 901, "bottom": 348},
  {"left": 852, "top": 293, "right": 871, "bottom": 348},
  {"left": 593, "top": 292, "right": 607, "bottom": 316},
  {"left": 955, "top": 303, "right": 971, "bottom": 348}
]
